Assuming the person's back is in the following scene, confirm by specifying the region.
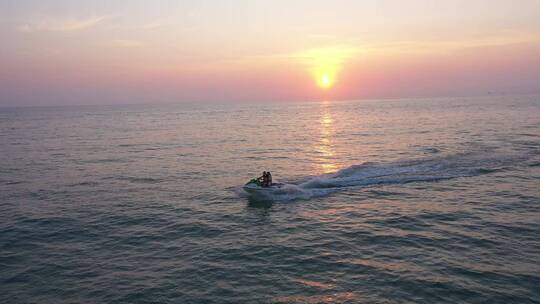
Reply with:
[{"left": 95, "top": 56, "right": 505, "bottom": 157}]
[
  {"left": 261, "top": 171, "right": 267, "bottom": 187},
  {"left": 267, "top": 171, "right": 272, "bottom": 186}
]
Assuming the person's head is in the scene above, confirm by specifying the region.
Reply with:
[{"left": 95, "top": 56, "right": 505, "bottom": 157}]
[{"left": 263, "top": 171, "right": 266, "bottom": 176}]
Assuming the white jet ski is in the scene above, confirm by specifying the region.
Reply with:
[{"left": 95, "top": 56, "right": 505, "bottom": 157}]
[{"left": 243, "top": 180, "right": 285, "bottom": 199}]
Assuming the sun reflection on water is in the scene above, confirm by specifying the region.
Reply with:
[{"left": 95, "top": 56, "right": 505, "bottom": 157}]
[{"left": 317, "top": 102, "right": 338, "bottom": 173}]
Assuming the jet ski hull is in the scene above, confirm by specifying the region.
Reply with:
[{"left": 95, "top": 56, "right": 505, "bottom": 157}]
[{"left": 242, "top": 183, "right": 284, "bottom": 199}]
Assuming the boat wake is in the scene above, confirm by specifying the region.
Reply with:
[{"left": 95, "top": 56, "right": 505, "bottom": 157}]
[{"left": 238, "top": 151, "right": 520, "bottom": 201}]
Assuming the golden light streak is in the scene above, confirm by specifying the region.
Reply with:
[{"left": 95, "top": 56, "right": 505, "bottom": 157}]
[{"left": 317, "top": 103, "right": 338, "bottom": 173}]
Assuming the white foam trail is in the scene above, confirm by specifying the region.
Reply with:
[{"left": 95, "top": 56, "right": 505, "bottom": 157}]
[{"left": 240, "top": 151, "right": 518, "bottom": 201}]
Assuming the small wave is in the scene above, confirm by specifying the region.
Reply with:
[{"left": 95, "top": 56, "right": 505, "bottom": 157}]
[
  {"left": 517, "top": 133, "right": 540, "bottom": 138},
  {"left": 273, "top": 292, "right": 356, "bottom": 304},
  {"left": 116, "top": 176, "right": 164, "bottom": 184},
  {"left": 473, "top": 167, "right": 503, "bottom": 174},
  {"left": 418, "top": 147, "right": 441, "bottom": 154},
  {"left": 78, "top": 158, "right": 127, "bottom": 164},
  {"left": 1, "top": 180, "right": 26, "bottom": 185},
  {"left": 67, "top": 181, "right": 99, "bottom": 187},
  {"left": 410, "top": 145, "right": 442, "bottom": 154}
]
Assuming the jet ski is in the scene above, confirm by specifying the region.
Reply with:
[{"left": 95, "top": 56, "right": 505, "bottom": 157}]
[{"left": 243, "top": 178, "right": 284, "bottom": 198}]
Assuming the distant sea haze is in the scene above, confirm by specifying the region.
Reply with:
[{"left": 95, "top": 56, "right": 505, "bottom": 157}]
[{"left": 1, "top": 95, "right": 539, "bottom": 303}]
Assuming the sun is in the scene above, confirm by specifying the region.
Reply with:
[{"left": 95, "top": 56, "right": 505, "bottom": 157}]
[
  {"left": 296, "top": 46, "right": 358, "bottom": 90},
  {"left": 319, "top": 73, "right": 333, "bottom": 89}
]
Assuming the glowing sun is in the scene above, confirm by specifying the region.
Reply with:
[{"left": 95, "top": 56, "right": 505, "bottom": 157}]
[
  {"left": 297, "top": 46, "right": 358, "bottom": 90},
  {"left": 319, "top": 73, "right": 333, "bottom": 89}
]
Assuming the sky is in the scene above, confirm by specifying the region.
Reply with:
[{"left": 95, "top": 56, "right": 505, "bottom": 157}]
[{"left": 1, "top": 0, "right": 539, "bottom": 106}]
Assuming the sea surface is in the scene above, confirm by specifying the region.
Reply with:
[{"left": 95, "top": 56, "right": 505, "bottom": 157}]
[{"left": 1, "top": 96, "right": 539, "bottom": 303}]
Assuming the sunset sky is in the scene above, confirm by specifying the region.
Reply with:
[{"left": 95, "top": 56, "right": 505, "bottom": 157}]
[{"left": 1, "top": 0, "right": 539, "bottom": 106}]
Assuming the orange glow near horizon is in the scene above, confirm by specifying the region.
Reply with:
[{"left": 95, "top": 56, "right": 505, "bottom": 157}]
[
  {"left": 2, "top": 1, "right": 540, "bottom": 106},
  {"left": 298, "top": 47, "right": 359, "bottom": 91}
]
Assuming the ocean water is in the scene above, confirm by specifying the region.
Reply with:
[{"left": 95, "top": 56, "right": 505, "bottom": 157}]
[{"left": 1, "top": 96, "right": 539, "bottom": 303}]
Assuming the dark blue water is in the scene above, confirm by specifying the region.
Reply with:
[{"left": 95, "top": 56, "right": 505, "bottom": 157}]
[{"left": 1, "top": 96, "right": 539, "bottom": 303}]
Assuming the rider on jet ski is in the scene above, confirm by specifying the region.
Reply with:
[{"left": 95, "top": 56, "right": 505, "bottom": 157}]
[
  {"left": 264, "top": 171, "right": 272, "bottom": 187},
  {"left": 246, "top": 171, "right": 273, "bottom": 187},
  {"left": 259, "top": 171, "right": 272, "bottom": 187}
]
